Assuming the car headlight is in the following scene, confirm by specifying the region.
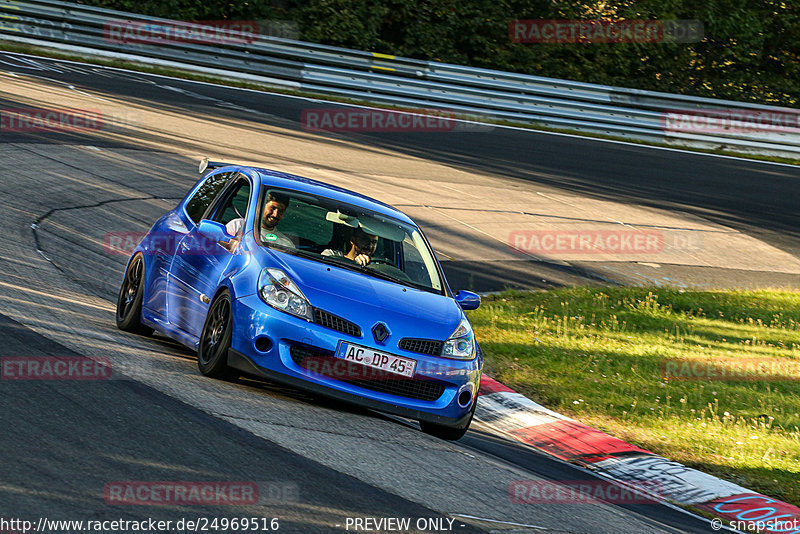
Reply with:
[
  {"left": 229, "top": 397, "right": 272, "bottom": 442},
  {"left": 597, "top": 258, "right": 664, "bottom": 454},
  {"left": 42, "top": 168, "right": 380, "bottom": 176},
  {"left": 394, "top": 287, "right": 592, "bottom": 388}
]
[
  {"left": 258, "top": 268, "right": 313, "bottom": 321},
  {"left": 441, "top": 317, "right": 476, "bottom": 360}
]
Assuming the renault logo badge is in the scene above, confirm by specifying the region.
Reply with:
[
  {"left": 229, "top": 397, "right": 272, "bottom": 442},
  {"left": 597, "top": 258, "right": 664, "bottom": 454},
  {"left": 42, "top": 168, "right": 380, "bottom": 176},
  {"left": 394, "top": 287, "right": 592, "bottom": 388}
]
[{"left": 371, "top": 322, "right": 390, "bottom": 344}]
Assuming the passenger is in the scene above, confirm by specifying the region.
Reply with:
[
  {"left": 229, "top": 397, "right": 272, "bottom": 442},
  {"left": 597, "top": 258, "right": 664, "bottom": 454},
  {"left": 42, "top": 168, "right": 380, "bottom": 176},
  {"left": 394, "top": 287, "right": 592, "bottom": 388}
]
[{"left": 322, "top": 227, "right": 378, "bottom": 266}]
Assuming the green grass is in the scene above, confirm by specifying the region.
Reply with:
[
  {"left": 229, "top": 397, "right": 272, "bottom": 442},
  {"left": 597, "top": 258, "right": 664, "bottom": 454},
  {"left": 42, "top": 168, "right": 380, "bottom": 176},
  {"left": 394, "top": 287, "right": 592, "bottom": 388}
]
[
  {"left": 1, "top": 40, "right": 799, "bottom": 167},
  {"left": 469, "top": 287, "right": 800, "bottom": 506}
]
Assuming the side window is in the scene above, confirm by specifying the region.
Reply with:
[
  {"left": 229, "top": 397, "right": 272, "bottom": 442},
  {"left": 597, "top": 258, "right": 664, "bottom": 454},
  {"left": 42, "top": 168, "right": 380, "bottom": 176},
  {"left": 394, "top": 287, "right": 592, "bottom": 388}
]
[
  {"left": 184, "top": 172, "right": 232, "bottom": 224},
  {"left": 212, "top": 179, "right": 251, "bottom": 226}
]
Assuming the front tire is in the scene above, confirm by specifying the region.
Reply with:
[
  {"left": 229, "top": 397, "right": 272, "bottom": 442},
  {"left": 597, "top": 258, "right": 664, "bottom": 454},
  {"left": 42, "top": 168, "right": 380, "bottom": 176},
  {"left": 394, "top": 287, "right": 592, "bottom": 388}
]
[
  {"left": 198, "top": 290, "right": 236, "bottom": 380},
  {"left": 115, "top": 254, "right": 153, "bottom": 335}
]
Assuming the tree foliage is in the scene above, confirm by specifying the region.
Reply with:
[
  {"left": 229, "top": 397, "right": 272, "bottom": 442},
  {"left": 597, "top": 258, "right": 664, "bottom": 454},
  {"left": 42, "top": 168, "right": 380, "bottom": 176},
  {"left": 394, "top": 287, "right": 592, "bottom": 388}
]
[{"left": 81, "top": 0, "right": 800, "bottom": 106}]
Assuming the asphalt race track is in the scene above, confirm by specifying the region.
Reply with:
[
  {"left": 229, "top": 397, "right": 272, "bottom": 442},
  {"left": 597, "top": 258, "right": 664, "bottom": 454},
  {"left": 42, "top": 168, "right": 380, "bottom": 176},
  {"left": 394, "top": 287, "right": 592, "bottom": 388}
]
[
  {"left": 0, "top": 313, "right": 483, "bottom": 532},
  {"left": 1, "top": 51, "right": 797, "bottom": 533}
]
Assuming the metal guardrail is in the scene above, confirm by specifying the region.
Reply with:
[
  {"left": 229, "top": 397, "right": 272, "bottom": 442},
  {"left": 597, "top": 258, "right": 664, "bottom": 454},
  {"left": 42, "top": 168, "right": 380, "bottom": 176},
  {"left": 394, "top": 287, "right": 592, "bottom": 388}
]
[{"left": 1, "top": 0, "right": 799, "bottom": 158}]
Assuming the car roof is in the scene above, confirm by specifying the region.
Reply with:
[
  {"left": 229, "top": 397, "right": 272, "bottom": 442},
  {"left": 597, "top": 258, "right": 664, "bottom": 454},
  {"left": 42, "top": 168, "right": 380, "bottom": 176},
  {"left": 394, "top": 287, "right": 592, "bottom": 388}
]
[{"left": 236, "top": 166, "right": 416, "bottom": 226}]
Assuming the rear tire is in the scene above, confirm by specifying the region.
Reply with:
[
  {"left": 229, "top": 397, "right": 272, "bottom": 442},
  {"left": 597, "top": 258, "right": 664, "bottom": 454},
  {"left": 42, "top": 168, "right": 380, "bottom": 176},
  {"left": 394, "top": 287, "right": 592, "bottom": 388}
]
[
  {"left": 420, "top": 400, "right": 476, "bottom": 441},
  {"left": 115, "top": 254, "right": 153, "bottom": 335},
  {"left": 198, "top": 290, "right": 236, "bottom": 380}
]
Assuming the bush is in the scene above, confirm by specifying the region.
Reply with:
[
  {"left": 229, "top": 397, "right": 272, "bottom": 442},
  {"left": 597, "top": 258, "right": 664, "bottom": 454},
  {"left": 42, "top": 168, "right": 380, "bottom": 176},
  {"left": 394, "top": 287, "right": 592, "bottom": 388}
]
[{"left": 80, "top": 0, "right": 800, "bottom": 106}]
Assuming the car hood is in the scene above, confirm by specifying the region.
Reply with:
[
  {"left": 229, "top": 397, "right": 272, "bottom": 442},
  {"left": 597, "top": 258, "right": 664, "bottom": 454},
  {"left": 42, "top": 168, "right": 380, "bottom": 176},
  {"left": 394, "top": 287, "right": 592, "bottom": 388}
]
[{"left": 263, "top": 249, "right": 462, "bottom": 341}]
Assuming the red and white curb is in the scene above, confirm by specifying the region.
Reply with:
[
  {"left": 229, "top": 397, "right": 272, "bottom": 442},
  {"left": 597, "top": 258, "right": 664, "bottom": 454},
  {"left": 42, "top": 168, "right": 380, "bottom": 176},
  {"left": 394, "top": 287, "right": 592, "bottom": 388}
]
[{"left": 476, "top": 375, "right": 800, "bottom": 533}]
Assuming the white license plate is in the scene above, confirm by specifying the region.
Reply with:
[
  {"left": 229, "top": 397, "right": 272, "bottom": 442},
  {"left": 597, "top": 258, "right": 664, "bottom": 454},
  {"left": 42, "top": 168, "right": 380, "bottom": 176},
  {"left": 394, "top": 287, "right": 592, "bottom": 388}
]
[{"left": 335, "top": 342, "right": 417, "bottom": 378}]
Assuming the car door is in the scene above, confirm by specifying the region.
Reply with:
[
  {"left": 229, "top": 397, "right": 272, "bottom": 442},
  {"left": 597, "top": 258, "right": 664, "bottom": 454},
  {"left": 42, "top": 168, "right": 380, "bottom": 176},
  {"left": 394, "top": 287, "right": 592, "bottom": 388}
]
[
  {"left": 167, "top": 173, "right": 252, "bottom": 338},
  {"left": 141, "top": 209, "right": 191, "bottom": 320}
]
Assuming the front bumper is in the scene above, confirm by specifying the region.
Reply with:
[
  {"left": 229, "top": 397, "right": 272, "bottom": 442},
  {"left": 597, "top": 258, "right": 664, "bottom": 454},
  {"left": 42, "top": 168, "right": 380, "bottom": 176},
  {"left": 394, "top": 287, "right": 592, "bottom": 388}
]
[{"left": 229, "top": 294, "right": 482, "bottom": 428}]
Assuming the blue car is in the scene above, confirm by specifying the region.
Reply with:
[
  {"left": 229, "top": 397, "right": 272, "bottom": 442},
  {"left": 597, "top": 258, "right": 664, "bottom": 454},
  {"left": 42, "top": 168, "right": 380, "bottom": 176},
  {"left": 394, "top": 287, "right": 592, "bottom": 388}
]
[{"left": 116, "top": 159, "right": 483, "bottom": 439}]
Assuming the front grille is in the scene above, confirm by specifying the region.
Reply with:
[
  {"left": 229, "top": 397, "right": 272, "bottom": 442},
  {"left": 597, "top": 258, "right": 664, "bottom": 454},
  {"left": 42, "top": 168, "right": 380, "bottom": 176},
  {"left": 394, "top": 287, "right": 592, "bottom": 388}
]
[
  {"left": 313, "top": 308, "right": 361, "bottom": 337},
  {"left": 398, "top": 338, "right": 443, "bottom": 356},
  {"left": 290, "top": 344, "right": 446, "bottom": 402}
]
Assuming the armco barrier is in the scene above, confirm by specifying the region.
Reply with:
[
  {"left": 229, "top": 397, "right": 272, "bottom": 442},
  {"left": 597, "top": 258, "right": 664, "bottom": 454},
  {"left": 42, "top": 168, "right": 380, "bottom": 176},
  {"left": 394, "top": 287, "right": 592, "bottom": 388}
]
[{"left": 0, "top": 0, "right": 799, "bottom": 158}]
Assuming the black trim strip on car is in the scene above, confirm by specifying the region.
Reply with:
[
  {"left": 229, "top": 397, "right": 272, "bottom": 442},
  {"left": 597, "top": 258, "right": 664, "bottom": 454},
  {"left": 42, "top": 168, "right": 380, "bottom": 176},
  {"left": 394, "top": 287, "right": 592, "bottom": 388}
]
[
  {"left": 312, "top": 307, "right": 362, "bottom": 337},
  {"left": 398, "top": 338, "right": 445, "bottom": 356},
  {"left": 226, "top": 349, "right": 472, "bottom": 429}
]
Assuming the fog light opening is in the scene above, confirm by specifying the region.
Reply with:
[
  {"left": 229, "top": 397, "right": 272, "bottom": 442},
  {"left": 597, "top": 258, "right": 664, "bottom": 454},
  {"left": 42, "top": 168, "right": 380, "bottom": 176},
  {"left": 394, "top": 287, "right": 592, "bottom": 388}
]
[
  {"left": 255, "top": 336, "right": 273, "bottom": 352},
  {"left": 457, "top": 385, "right": 474, "bottom": 408}
]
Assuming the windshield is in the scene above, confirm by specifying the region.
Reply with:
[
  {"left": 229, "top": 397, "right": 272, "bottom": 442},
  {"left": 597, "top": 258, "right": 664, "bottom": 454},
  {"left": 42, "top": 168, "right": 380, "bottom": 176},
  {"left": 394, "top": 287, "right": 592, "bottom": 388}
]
[{"left": 255, "top": 187, "right": 444, "bottom": 293}]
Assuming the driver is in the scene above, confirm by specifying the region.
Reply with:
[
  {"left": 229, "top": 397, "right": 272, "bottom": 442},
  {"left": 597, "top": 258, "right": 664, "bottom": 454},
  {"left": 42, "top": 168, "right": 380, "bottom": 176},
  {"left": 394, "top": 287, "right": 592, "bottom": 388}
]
[
  {"left": 322, "top": 227, "right": 378, "bottom": 266},
  {"left": 224, "top": 191, "right": 293, "bottom": 250}
]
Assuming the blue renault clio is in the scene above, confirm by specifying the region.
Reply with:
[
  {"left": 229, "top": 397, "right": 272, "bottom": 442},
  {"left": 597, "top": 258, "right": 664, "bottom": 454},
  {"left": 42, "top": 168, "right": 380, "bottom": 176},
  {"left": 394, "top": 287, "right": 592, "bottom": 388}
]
[{"left": 116, "top": 160, "right": 482, "bottom": 439}]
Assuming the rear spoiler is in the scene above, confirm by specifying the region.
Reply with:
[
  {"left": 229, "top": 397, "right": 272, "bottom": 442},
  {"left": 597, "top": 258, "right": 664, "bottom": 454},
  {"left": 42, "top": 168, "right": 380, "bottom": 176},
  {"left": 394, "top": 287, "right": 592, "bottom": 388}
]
[{"left": 198, "top": 157, "right": 237, "bottom": 173}]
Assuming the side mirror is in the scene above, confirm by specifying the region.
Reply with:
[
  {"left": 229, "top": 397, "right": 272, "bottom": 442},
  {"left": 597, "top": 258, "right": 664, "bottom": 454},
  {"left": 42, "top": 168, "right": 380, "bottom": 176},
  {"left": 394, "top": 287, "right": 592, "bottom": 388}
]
[
  {"left": 454, "top": 290, "right": 481, "bottom": 310},
  {"left": 197, "top": 219, "right": 232, "bottom": 243}
]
